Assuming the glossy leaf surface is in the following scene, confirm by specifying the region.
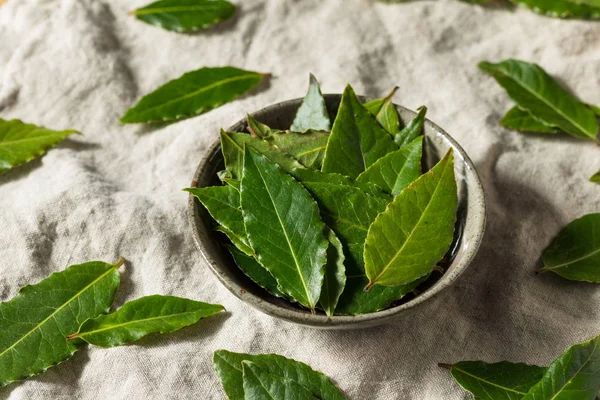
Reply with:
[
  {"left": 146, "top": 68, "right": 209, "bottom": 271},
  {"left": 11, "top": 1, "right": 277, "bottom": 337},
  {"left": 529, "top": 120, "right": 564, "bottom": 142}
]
[
  {"left": 500, "top": 106, "right": 561, "bottom": 133},
  {"left": 319, "top": 229, "right": 346, "bottom": 316},
  {"left": 364, "top": 150, "right": 457, "bottom": 288},
  {"left": 540, "top": 213, "right": 600, "bottom": 282},
  {"left": 132, "top": 0, "right": 235, "bottom": 32},
  {"left": 121, "top": 67, "right": 264, "bottom": 123},
  {"left": 395, "top": 106, "right": 426, "bottom": 148},
  {"left": 479, "top": 59, "right": 598, "bottom": 139},
  {"left": 242, "top": 361, "right": 318, "bottom": 400},
  {"left": 240, "top": 149, "right": 327, "bottom": 310},
  {"left": 0, "top": 119, "right": 78, "bottom": 174},
  {"left": 0, "top": 260, "right": 121, "bottom": 386},
  {"left": 69, "top": 295, "right": 224, "bottom": 347},
  {"left": 227, "top": 245, "right": 285, "bottom": 298},
  {"left": 322, "top": 85, "right": 397, "bottom": 179}
]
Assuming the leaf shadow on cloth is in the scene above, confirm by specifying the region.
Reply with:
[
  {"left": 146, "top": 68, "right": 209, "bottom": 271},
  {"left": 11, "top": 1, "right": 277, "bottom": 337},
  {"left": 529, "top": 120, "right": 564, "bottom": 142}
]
[{"left": 0, "top": 137, "right": 100, "bottom": 186}]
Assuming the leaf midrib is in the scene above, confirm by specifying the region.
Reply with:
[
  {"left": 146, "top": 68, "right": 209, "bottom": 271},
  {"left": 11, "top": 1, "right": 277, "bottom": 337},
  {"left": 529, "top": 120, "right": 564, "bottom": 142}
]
[
  {"left": 0, "top": 133, "right": 72, "bottom": 147},
  {"left": 548, "top": 339, "right": 599, "bottom": 400},
  {"left": 545, "top": 247, "right": 600, "bottom": 270},
  {"left": 452, "top": 366, "right": 526, "bottom": 395},
  {"left": 133, "top": 73, "right": 260, "bottom": 116},
  {"left": 0, "top": 266, "right": 116, "bottom": 359}
]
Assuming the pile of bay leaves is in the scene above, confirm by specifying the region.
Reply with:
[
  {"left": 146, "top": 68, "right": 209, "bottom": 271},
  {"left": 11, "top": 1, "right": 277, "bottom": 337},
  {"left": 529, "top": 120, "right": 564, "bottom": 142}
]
[{"left": 187, "top": 75, "right": 459, "bottom": 316}]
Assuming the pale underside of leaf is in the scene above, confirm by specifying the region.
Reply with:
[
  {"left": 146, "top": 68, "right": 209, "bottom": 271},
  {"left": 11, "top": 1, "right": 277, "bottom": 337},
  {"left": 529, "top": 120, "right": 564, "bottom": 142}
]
[
  {"left": 121, "top": 67, "right": 264, "bottom": 123},
  {"left": 290, "top": 74, "right": 331, "bottom": 133},
  {"left": 364, "top": 150, "right": 458, "bottom": 288},
  {"left": 0, "top": 119, "right": 78, "bottom": 174},
  {"left": 0, "top": 260, "right": 121, "bottom": 386},
  {"left": 132, "top": 0, "right": 236, "bottom": 32},
  {"left": 240, "top": 148, "right": 327, "bottom": 310}
]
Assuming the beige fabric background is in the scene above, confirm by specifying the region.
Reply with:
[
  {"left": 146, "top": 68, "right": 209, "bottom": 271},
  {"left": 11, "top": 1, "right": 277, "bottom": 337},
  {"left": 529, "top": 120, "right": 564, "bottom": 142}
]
[{"left": 1, "top": 0, "right": 600, "bottom": 398}]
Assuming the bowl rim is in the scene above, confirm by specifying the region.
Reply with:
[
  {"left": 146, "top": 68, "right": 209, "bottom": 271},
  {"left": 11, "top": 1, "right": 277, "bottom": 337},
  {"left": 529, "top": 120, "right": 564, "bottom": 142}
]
[{"left": 188, "top": 95, "right": 487, "bottom": 328}]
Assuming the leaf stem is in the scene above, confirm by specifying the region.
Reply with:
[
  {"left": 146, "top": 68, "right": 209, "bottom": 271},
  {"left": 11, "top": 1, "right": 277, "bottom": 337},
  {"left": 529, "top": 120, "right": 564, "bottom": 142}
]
[
  {"left": 438, "top": 363, "right": 453, "bottom": 370},
  {"left": 363, "top": 281, "right": 374, "bottom": 292},
  {"left": 66, "top": 332, "right": 80, "bottom": 341},
  {"left": 113, "top": 257, "right": 126, "bottom": 269},
  {"left": 535, "top": 268, "right": 549, "bottom": 275}
]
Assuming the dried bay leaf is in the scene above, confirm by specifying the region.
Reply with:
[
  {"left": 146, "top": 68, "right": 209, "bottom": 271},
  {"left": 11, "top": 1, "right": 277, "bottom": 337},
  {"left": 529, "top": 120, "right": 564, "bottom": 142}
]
[
  {"left": 0, "top": 259, "right": 122, "bottom": 386},
  {"left": 121, "top": 67, "right": 265, "bottom": 124},
  {"left": 479, "top": 59, "right": 599, "bottom": 140},
  {"left": 243, "top": 361, "right": 318, "bottom": 400},
  {"left": 213, "top": 350, "right": 345, "bottom": 400},
  {"left": 539, "top": 213, "right": 600, "bottom": 282},
  {"left": 443, "top": 361, "right": 547, "bottom": 400},
  {"left": 523, "top": 333, "right": 600, "bottom": 400},
  {"left": 240, "top": 148, "right": 328, "bottom": 310},
  {"left": 500, "top": 106, "right": 561, "bottom": 133},
  {"left": 131, "top": 0, "right": 235, "bottom": 32},
  {"left": 68, "top": 295, "right": 224, "bottom": 347},
  {"left": 322, "top": 85, "right": 397, "bottom": 179},
  {"left": 0, "top": 118, "right": 78, "bottom": 174},
  {"left": 356, "top": 136, "right": 423, "bottom": 196},
  {"left": 290, "top": 74, "right": 331, "bottom": 133},
  {"left": 364, "top": 150, "right": 457, "bottom": 288}
]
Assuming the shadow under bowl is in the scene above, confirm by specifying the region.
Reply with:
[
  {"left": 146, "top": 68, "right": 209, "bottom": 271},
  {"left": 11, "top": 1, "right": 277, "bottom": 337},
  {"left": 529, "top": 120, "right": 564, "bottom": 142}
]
[{"left": 188, "top": 94, "right": 486, "bottom": 329}]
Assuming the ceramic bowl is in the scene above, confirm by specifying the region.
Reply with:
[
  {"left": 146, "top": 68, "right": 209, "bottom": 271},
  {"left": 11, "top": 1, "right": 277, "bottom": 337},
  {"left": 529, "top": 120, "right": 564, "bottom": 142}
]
[{"left": 188, "top": 95, "right": 486, "bottom": 329}]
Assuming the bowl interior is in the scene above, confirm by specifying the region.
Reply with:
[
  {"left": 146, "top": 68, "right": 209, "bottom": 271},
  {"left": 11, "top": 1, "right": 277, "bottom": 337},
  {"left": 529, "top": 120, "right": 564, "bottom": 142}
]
[{"left": 189, "top": 95, "right": 486, "bottom": 329}]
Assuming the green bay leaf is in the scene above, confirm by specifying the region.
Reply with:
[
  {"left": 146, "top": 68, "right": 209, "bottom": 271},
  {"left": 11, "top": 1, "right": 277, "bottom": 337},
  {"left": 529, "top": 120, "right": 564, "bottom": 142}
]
[
  {"left": 500, "top": 106, "right": 561, "bottom": 133},
  {"left": 121, "top": 67, "right": 265, "bottom": 124},
  {"left": 322, "top": 84, "right": 397, "bottom": 179},
  {"left": 0, "top": 119, "right": 78, "bottom": 174},
  {"left": 445, "top": 361, "right": 547, "bottom": 400},
  {"left": 511, "top": 0, "right": 600, "bottom": 19},
  {"left": 364, "top": 87, "right": 399, "bottom": 117},
  {"left": 247, "top": 114, "right": 276, "bottom": 139},
  {"left": 364, "top": 150, "right": 457, "bottom": 288},
  {"left": 213, "top": 350, "right": 345, "bottom": 400},
  {"left": 68, "top": 295, "right": 223, "bottom": 347},
  {"left": 523, "top": 334, "right": 600, "bottom": 400},
  {"left": 319, "top": 228, "right": 346, "bottom": 316},
  {"left": 227, "top": 245, "right": 286, "bottom": 298},
  {"left": 216, "top": 225, "right": 253, "bottom": 256},
  {"left": 479, "top": 59, "right": 598, "bottom": 140},
  {"left": 266, "top": 130, "right": 329, "bottom": 169},
  {"left": 540, "top": 213, "right": 600, "bottom": 282},
  {"left": 290, "top": 74, "right": 331, "bottom": 133},
  {"left": 241, "top": 148, "right": 328, "bottom": 310},
  {"left": 131, "top": 0, "right": 235, "bottom": 32},
  {"left": 590, "top": 170, "right": 600, "bottom": 183},
  {"left": 370, "top": 87, "right": 401, "bottom": 136},
  {"left": 356, "top": 136, "right": 423, "bottom": 196},
  {"left": 243, "top": 361, "right": 318, "bottom": 400},
  {"left": 0, "top": 259, "right": 121, "bottom": 386},
  {"left": 395, "top": 106, "right": 426, "bottom": 148},
  {"left": 587, "top": 103, "right": 600, "bottom": 117}
]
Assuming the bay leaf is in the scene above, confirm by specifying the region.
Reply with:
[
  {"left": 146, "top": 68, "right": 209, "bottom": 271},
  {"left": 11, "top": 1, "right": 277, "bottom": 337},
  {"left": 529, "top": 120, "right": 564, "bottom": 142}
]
[
  {"left": 590, "top": 170, "right": 600, "bottom": 183},
  {"left": 364, "top": 150, "right": 457, "bottom": 288},
  {"left": 0, "top": 118, "right": 78, "bottom": 174},
  {"left": 321, "top": 84, "right": 398, "bottom": 179},
  {"left": 356, "top": 136, "right": 423, "bottom": 196},
  {"left": 539, "top": 213, "right": 600, "bottom": 282},
  {"left": 242, "top": 361, "right": 318, "bottom": 400},
  {"left": 290, "top": 74, "right": 331, "bottom": 133},
  {"left": 247, "top": 114, "right": 276, "bottom": 139},
  {"left": 319, "top": 228, "right": 346, "bottom": 316},
  {"left": 266, "top": 130, "right": 329, "bottom": 169},
  {"left": 479, "top": 59, "right": 599, "bottom": 140},
  {"left": 216, "top": 226, "right": 253, "bottom": 256},
  {"left": 364, "top": 87, "right": 401, "bottom": 136},
  {"left": 131, "top": 0, "right": 235, "bottom": 32},
  {"left": 523, "top": 333, "right": 600, "bottom": 400},
  {"left": 67, "top": 295, "right": 224, "bottom": 347},
  {"left": 511, "top": 0, "right": 600, "bottom": 19},
  {"left": 220, "top": 130, "right": 304, "bottom": 180},
  {"left": 363, "top": 86, "right": 399, "bottom": 116},
  {"left": 500, "top": 106, "right": 561, "bottom": 133},
  {"left": 587, "top": 103, "right": 600, "bottom": 117},
  {"left": 443, "top": 361, "right": 547, "bottom": 400},
  {"left": 227, "top": 245, "right": 286, "bottom": 298},
  {"left": 0, "top": 259, "right": 122, "bottom": 386},
  {"left": 395, "top": 106, "right": 426, "bottom": 148},
  {"left": 213, "top": 350, "right": 345, "bottom": 400},
  {"left": 184, "top": 186, "right": 251, "bottom": 255},
  {"left": 296, "top": 172, "right": 419, "bottom": 314},
  {"left": 121, "top": 67, "right": 265, "bottom": 124},
  {"left": 240, "top": 148, "right": 328, "bottom": 310}
]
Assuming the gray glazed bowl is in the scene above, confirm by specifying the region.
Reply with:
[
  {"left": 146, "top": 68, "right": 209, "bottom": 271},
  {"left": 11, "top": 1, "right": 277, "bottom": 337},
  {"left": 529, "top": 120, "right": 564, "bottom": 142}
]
[{"left": 188, "top": 95, "right": 486, "bottom": 329}]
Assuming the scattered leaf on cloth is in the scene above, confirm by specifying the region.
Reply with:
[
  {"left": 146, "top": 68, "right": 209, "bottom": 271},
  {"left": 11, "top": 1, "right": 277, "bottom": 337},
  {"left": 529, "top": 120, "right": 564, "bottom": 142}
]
[
  {"left": 0, "top": 259, "right": 122, "bottom": 386},
  {"left": 130, "top": 0, "right": 235, "bottom": 32},
  {"left": 0, "top": 118, "right": 78, "bottom": 174},
  {"left": 479, "top": 59, "right": 599, "bottom": 140},
  {"left": 242, "top": 361, "right": 318, "bottom": 400},
  {"left": 213, "top": 350, "right": 345, "bottom": 400},
  {"left": 121, "top": 67, "right": 265, "bottom": 124},
  {"left": 539, "top": 213, "right": 600, "bottom": 282},
  {"left": 511, "top": 0, "right": 600, "bottom": 19},
  {"left": 364, "top": 150, "right": 457, "bottom": 288},
  {"left": 500, "top": 106, "right": 561, "bottom": 133},
  {"left": 67, "top": 295, "right": 224, "bottom": 347},
  {"left": 590, "top": 170, "right": 600, "bottom": 183}
]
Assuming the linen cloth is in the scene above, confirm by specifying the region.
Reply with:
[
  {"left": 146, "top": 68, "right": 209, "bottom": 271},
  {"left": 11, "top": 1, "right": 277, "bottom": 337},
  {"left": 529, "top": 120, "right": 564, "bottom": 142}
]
[{"left": 1, "top": 0, "right": 600, "bottom": 398}]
